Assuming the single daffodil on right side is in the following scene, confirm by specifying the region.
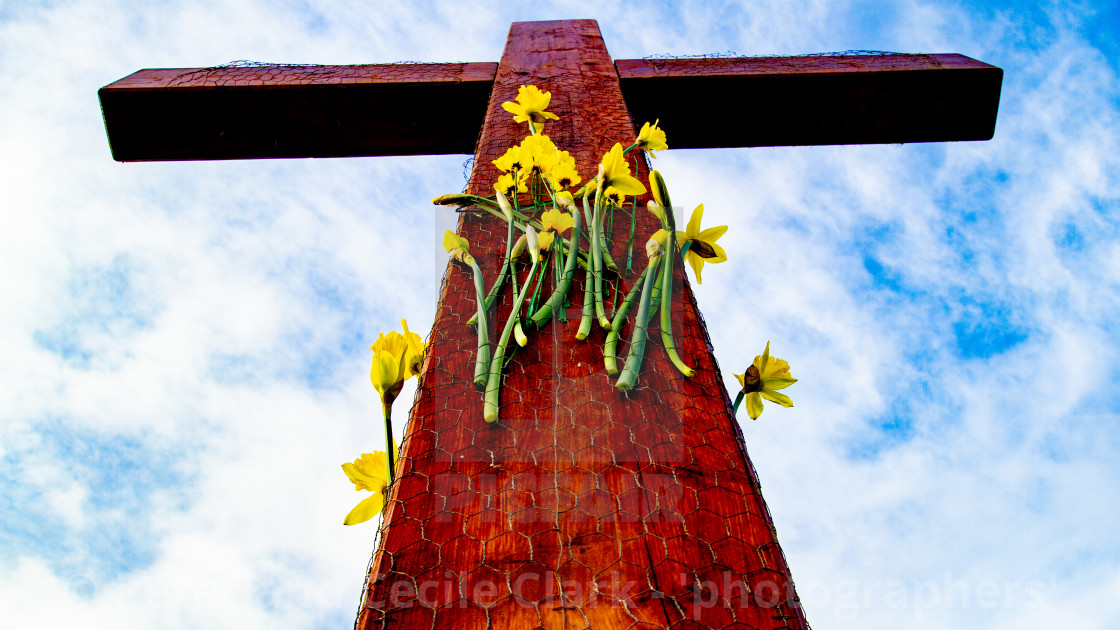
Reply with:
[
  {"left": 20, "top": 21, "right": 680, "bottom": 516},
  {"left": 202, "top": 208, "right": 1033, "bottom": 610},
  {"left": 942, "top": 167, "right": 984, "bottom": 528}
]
[{"left": 733, "top": 341, "right": 797, "bottom": 420}]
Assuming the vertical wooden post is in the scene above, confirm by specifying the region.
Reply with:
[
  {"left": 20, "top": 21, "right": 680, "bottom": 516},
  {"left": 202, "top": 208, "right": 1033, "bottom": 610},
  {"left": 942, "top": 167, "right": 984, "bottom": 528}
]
[{"left": 358, "top": 19, "right": 808, "bottom": 630}]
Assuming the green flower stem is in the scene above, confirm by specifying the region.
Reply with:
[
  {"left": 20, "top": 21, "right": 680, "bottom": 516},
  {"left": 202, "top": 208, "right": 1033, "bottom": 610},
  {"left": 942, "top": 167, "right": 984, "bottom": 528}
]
[
  {"left": 576, "top": 259, "right": 595, "bottom": 340},
  {"left": 732, "top": 390, "right": 745, "bottom": 415},
  {"left": 484, "top": 257, "right": 539, "bottom": 423},
  {"left": 625, "top": 198, "right": 637, "bottom": 272},
  {"left": 527, "top": 255, "right": 549, "bottom": 318},
  {"left": 468, "top": 259, "right": 491, "bottom": 387},
  {"left": 679, "top": 240, "right": 693, "bottom": 261},
  {"left": 604, "top": 255, "right": 657, "bottom": 374},
  {"left": 382, "top": 404, "right": 396, "bottom": 482},
  {"left": 616, "top": 254, "right": 663, "bottom": 391},
  {"left": 657, "top": 203, "right": 696, "bottom": 378},
  {"left": 530, "top": 209, "right": 582, "bottom": 327},
  {"left": 459, "top": 197, "right": 534, "bottom": 226},
  {"left": 591, "top": 192, "right": 610, "bottom": 329},
  {"left": 602, "top": 240, "right": 619, "bottom": 272},
  {"left": 467, "top": 203, "right": 518, "bottom": 328}
]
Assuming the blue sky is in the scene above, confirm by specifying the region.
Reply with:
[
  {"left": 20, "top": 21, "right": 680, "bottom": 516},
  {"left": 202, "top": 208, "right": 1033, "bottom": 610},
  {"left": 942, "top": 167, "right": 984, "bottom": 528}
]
[{"left": 2, "top": 0, "right": 1118, "bottom": 628}]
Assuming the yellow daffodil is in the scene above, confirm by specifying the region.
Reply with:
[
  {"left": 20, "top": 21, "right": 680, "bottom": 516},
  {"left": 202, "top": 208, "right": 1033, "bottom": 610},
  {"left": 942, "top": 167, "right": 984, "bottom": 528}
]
[
  {"left": 598, "top": 143, "right": 647, "bottom": 197},
  {"left": 494, "top": 135, "right": 558, "bottom": 175},
  {"left": 342, "top": 451, "right": 391, "bottom": 525},
  {"left": 496, "top": 172, "right": 528, "bottom": 196},
  {"left": 603, "top": 186, "right": 626, "bottom": 207},
  {"left": 537, "top": 206, "right": 575, "bottom": 251},
  {"left": 443, "top": 229, "right": 475, "bottom": 265},
  {"left": 501, "top": 85, "right": 560, "bottom": 132},
  {"left": 734, "top": 341, "right": 797, "bottom": 420},
  {"left": 544, "top": 150, "right": 581, "bottom": 190},
  {"left": 636, "top": 119, "right": 668, "bottom": 157},
  {"left": 651, "top": 204, "right": 727, "bottom": 284},
  {"left": 369, "top": 319, "right": 426, "bottom": 409},
  {"left": 493, "top": 145, "right": 528, "bottom": 174}
]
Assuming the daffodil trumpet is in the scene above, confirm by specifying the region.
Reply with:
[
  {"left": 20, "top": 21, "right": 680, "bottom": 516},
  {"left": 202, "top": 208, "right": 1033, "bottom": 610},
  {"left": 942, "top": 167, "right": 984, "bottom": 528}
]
[
  {"left": 529, "top": 208, "right": 582, "bottom": 326},
  {"left": 615, "top": 252, "right": 663, "bottom": 391},
  {"left": 650, "top": 171, "right": 696, "bottom": 378},
  {"left": 604, "top": 254, "right": 658, "bottom": 375},
  {"left": 484, "top": 228, "right": 541, "bottom": 423}
]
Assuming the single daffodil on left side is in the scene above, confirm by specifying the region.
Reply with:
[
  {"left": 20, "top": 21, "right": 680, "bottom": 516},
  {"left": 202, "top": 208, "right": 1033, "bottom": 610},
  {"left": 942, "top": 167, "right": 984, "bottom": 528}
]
[
  {"left": 342, "top": 450, "right": 394, "bottom": 525},
  {"left": 369, "top": 319, "right": 425, "bottom": 483}
]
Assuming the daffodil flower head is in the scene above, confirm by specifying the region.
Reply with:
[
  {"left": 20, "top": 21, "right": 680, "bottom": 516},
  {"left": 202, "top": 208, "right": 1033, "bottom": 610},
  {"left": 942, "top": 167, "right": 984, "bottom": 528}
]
[
  {"left": 537, "top": 206, "right": 574, "bottom": 252},
  {"left": 369, "top": 319, "right": 427, "bottom": 408},
  {"left": 501, "top": 85, "right": 560, "bottom": 131},
  {"left": 734, "top": 341, "right": 797, "bottom": 420},
  {"left": 443, "top": 230, "right": 474, "bottom": 265},
  {"left": 603, "top": 186, "right": 626, "bottom": 207},
  {"left": 342, "top": 450, "right": 392, "bottom": 525},
  {"left": 546, "top": 153, "right": 582, "bottom": 190},
  {"left": 636, "top": 119, "right": 668, "bottom": 157},
  {"left": 496, "top": 172, "right": 528, "bottom": 197},
  {"left": 651, "top": 204, "right": 728, "bottom": 284},
  {"left": 598, "top": 143, "right": 647, "bottom": 197}
]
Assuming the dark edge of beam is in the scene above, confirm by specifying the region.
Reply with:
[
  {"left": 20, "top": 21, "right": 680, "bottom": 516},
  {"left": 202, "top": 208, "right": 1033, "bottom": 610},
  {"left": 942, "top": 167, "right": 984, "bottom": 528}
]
[
  {"left": 616, "top": 53, "right": 1003, "bottom": 148},
  {"left": 98, "top": 63, "right": 497, "bottom": 161}
]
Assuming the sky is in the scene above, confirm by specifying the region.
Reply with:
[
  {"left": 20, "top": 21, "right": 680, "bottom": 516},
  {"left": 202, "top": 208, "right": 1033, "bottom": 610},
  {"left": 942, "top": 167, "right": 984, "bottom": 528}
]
[{"left": 1, "top": 0, "right": 1118, "bottom": 628}]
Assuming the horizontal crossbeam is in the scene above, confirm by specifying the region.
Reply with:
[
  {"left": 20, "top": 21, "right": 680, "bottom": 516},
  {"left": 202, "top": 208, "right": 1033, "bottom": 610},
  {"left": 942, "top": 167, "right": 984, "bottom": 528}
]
[
  {"left": 99, "top": 55, "right": 1001, "bottom": 161},
  {"left": 98, "top": 63, "right": 496, "bottom": 161},
  {"left": 617, "top": 53, "right": 1003, "bottom": 148}
]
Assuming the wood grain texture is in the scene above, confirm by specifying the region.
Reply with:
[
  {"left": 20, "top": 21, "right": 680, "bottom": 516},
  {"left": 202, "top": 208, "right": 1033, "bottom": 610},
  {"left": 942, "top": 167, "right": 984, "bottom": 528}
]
[
  {"left": 617, "top": 53, "right": 1003, "bottom": 148},
  {"left": 98, "top": 63, "right": 496, "bottom": 160},
  {"left": 357, "top": 20, "right": 809, "bottom": 630}
]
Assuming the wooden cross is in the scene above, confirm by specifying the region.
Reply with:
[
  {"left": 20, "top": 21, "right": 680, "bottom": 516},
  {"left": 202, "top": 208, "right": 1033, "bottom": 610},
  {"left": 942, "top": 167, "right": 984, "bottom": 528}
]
[{"left": 99, "top": 19, "right": 1001, "bottom": 629}]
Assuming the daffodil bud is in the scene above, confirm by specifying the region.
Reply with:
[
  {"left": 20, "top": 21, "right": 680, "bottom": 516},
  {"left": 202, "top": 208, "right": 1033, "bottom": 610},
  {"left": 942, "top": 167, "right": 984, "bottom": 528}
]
[
  {"left": 511, "top": 234, "right": 528, "bottom": 259},
  {"left": 647, "top": 199, "right": 665, "bottom": 222},
  {"left": 442, "top": 230, "right": 475, "bottom": 265},
  {"left": 555, "top": 190, "right": 576, "bottom": 210},
  {"left": 494, "top": 186, "right": 514, "bottom": 220},
  {"left": 526, "top": 226, "right": 541, "bottom": 265},
  {"left": 645, "top": 236, "right": 663, "bottom": 258},
  {"left": 432, "top": 193, "right": 476, "bottom": 207},
  {"left": 649, "top": 170, "right": 676, "bottom": 232}
]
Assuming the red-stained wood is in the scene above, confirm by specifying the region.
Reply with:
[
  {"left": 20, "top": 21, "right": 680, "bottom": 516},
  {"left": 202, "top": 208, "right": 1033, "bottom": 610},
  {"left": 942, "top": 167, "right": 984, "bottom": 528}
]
[
  {"left": 616, "top": 54, "right": 1003, "bottom": 148},
  {"left": 357, "top": 20, "right": 809, "bottom": 630},
  {"left": 98, "top": 63, "right": 496, "bottom": 160}
]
